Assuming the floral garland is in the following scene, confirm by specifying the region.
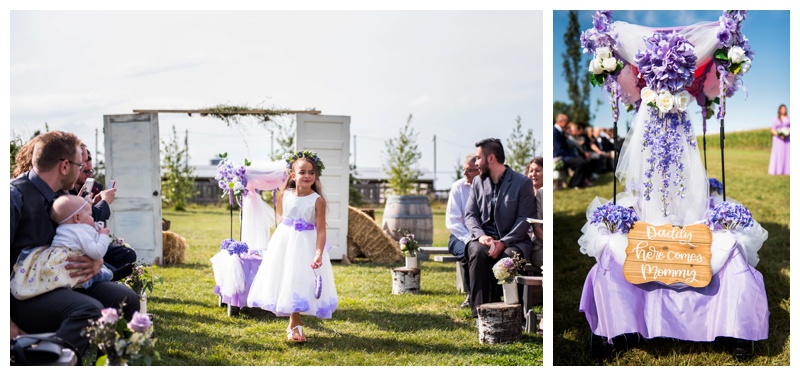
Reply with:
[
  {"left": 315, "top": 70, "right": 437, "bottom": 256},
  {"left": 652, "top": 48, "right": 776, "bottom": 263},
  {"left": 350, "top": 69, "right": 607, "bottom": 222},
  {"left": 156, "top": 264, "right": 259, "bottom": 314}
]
[
  {"left": 589, "top": 203, "right": 639, "bottom": 234},
  {"left": 634, "top": 31, "right": 698, "bottom": 217},
  {"left": 283, "top": 150, "right": 325, "bottom": 175},
  {"left": 581, "top": 10, "right": 623, "bottom": 121},
  {"left": 84, "top": 306, "right": 159, "bottom": 366},
  {"left": 215, "top": 152, "right": 250, "bottom": 207},
  {"left": 713, "top": 10, "right": 754, "bottom": 120},
  {"left": 705, "top": 201, "right": 754, "bottom": 231}
]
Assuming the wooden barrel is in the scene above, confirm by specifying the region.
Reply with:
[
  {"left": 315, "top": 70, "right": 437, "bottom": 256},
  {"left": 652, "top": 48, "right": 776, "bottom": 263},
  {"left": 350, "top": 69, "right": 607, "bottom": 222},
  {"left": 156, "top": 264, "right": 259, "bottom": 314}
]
[{"left": 381, "top": 195, "right": 433, "bottom": 247}]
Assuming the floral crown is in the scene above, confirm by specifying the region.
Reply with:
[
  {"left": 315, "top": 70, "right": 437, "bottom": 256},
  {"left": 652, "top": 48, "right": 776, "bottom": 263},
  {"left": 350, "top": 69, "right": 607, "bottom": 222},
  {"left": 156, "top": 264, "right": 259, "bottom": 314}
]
[{"left": 283, "top": 150, "right": 325, "bottom": 175}]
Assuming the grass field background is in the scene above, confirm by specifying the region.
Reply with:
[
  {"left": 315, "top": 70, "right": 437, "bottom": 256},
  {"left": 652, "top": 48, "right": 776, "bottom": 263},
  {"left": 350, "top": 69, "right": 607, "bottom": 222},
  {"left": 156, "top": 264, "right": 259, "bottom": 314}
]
[
  {"left": 149, "top": 203, "right": 542, "bottom": 366},
  {"left": 552, "top": 128, "right": 790, "bottom": 365}
]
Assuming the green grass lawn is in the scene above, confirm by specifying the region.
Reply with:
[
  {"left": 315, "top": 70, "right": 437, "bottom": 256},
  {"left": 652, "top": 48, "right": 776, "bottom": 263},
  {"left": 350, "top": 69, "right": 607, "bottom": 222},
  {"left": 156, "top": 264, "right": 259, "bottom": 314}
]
[
  {"left": 553, "top": 131, "right": 790, "bottom": 366},
  {"left": 149, "top": 204, "right": 542, "bottom": 366}
]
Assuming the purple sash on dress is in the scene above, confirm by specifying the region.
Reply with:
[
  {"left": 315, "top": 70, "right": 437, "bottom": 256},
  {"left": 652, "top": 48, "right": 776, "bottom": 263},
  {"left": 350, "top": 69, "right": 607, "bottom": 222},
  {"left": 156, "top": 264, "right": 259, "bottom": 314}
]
[{"left": 282, "top": 217, "right": 316, "bottom": 231}]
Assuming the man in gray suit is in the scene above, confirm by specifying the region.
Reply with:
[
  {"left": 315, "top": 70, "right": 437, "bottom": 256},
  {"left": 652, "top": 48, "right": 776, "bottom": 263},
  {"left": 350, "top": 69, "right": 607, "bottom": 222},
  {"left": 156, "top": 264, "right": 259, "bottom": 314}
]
[{"left": 464, "top": 138, "right": 536, "bottom": 321}]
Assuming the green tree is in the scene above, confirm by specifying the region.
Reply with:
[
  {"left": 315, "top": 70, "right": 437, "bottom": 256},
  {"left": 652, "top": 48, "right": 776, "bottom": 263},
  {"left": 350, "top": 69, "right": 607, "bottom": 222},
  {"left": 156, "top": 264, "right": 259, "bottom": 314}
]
[
  {"left": 161, "top": 125, "right": 197, "bottom": 211},
  {"left": 506, "top": 115, "right": 539, "bottom": 173},
  {"left": 452, "top": 156, "right": 463, "bottom": 184},
  {"left": 10, "top": 124, "right": 48, "bottom": 178},
  {"left": 562, "top": 10, "right": 592, "bottom": 125},
  {"left": 382, "top": 114, "right": 422, "bottom": 196}
]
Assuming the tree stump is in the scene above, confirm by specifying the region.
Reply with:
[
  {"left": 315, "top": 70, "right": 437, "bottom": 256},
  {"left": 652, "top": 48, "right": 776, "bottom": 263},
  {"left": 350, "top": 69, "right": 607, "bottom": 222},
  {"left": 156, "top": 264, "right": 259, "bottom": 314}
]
[
  {"left": 391, "top": 267, "right": 420, "bottom": 294},
  {"left": 477, "top": 302, "right": 522, "bottom": 344}
]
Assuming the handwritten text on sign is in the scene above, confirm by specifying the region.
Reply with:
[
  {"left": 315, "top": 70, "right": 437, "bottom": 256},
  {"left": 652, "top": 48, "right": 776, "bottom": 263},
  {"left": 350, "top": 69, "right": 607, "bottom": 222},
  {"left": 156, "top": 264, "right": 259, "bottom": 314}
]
[{"left": 623, "top": 222, "right": 712, "bottom": 288}]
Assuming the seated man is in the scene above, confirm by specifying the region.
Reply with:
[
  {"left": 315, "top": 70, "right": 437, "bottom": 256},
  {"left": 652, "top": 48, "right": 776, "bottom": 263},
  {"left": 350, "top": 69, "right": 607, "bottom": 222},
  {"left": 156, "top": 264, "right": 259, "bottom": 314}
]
[
  {"left": 465, "top": 138, "right": 536, "bottom": 323},
  {"left": 445, "top": 153, "right": 480, "bottom": 308},
  {"left": 10, "top": 130, "right": 139, "bottom": 356},
  {"left": 554, "top": 113, "right": 593, "bottom": 188}
]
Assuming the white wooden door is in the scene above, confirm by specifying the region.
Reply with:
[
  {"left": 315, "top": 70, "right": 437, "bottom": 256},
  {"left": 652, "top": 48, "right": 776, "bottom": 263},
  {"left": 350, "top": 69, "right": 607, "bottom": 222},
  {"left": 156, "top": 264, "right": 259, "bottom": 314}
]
[
  {"left": 104, "top": 113, "right": 163, "bottom": 265},
  {"left": 295, "top": 114, "right": 350, "bottom": 260}
]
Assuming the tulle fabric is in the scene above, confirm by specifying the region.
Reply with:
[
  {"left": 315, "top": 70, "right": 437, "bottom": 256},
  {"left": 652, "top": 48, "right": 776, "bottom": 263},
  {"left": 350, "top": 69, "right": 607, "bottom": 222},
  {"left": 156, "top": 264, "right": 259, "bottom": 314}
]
[
  {"left": 240, "top": 160, "right": 287, "bottom": 251},
  {"left": 247, "top": 189, "right": 338, "bottom": 319},
  {"left": 615, "top": 107, "right": 709, "bottom": 226}
]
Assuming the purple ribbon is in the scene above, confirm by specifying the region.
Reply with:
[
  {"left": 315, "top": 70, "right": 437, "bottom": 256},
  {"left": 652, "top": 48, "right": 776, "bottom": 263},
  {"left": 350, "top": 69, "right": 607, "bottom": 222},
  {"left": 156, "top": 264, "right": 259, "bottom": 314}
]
[{"left": 283, "top": 217, "right": 316, "bottom": 231}]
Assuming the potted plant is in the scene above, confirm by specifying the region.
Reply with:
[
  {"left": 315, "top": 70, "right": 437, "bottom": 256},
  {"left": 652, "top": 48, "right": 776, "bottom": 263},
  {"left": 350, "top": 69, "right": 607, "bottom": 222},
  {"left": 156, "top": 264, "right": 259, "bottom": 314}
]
[{"left": 381, "top": 114, "right": 433, "bottom": 247}]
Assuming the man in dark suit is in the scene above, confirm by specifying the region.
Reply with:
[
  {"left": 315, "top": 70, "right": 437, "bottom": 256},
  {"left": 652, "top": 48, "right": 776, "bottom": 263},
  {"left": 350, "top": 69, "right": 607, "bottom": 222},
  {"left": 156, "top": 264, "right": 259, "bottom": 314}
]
[
  {"left": 554, "top": 113, "right": 592, "bottom": 188},
  {"left": 464, "top": 138, "right": 536, "bottom": 322},
  {"left": 10, "top": 131, "right": 139, "bottom": 355}
]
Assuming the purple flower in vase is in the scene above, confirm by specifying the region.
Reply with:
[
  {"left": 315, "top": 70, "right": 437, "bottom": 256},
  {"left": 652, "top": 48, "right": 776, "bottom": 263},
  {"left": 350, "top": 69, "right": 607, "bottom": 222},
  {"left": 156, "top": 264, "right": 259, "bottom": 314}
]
[{"left": 99, "top": 307, "right": 119, "bottom": 325}]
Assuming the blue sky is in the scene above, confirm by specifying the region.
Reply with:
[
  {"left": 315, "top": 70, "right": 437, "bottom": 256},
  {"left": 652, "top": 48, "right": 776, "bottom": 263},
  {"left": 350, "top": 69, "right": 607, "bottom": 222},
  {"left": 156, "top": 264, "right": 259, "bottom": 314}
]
[{"left": 552, "top": 10, "right": 790, "bottom": 135}]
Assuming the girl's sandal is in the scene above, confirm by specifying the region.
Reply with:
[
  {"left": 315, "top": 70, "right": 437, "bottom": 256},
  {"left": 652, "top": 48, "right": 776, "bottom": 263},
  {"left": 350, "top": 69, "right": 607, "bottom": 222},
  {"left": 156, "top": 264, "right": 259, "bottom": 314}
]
[{"left": 286, "top": 325, "right": 306, "bottom": 343}]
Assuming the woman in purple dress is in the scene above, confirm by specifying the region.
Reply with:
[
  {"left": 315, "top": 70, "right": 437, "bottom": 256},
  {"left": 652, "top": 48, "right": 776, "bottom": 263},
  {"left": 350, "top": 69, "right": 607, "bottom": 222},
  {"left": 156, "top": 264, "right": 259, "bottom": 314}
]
[{"left": 768, "top": 104, "right": 790, "bottom": 175}]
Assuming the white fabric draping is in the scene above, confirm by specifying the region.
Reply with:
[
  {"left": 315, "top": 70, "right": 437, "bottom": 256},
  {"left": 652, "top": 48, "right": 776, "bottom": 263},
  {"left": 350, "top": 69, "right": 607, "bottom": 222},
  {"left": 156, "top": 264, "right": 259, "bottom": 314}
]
[{"left": 240, "top": 160, "right": 287, "bottom": 251}]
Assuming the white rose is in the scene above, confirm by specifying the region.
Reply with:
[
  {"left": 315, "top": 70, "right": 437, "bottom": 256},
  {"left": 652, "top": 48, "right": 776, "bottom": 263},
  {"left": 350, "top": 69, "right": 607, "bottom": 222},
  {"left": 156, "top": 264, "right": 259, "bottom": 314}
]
[
  {"left": 728, "top": 46, "right": 746, "bottom": 64},
  {"left": 589, "top": 58, "right": 604, "bottom": 75},
  {"left": 656, "top": 91, "right": 675, "bottom": 113},
  {"left": 595, "top": 46, "right": 612, "bottom": 60},
  {"left": 674, "top": 91, "right": 692, "bottom": 112},
  {"left": 602, "top": 57, "right": 617, "bottom": 72},
  {"left": 740, "top": 57, "right": 751, "bottom": 74},
  {"left": 640, "top": 87, "right": 657, "bottom": 105}
]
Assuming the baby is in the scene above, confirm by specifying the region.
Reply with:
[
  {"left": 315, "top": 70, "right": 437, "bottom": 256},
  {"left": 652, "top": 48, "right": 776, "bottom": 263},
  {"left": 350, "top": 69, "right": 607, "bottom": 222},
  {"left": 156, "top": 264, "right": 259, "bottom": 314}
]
[{"left": 11, "top": 195, "right": 113, "bottom": 300}]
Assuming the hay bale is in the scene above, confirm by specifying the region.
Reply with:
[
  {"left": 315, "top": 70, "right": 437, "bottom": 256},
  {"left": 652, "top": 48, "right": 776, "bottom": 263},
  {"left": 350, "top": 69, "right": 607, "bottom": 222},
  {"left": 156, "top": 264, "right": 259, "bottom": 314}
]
[
  {"left": 347, "top": 206, "right": 402, "bottom": 263},
  {"left": 162, "top": 230, "right": 187, "bottom": 265}
]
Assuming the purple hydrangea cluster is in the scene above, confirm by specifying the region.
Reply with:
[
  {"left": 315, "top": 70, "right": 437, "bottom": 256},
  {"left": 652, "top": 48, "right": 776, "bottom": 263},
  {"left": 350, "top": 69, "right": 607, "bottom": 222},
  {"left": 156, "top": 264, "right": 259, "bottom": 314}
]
[
  {"left": 220, "top": 238, "right": 249, "bottom": 256},
  {"left": 580, "top": 10, "right": 617, "bottom": 54},
  {"left": 705, "top": 201, "right": 754, "bottom": 231},
  {"left": 589, "top": 203, "right": 639, "bottom": 234},
  {"left": 215, "top": 157, "right": 249, "bottom": 206},
  {"left": 641, "top": 109, "right": 696, "bottom": 217},
  {"left": 635, "top": 31, "right": 697, "bottom": 94},
  {"left": 709, "top": 177, "right": 724, "bottom": 195}
]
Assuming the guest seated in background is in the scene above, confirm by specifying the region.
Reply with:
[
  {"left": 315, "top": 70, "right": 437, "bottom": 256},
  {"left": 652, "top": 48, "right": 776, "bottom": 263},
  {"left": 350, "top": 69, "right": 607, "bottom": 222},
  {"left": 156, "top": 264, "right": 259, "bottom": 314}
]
[
  {"left": 445, "top": 153, "right": 481, "bottom": 308},
  {"left": 10, "top": 130, "right": 139, "bottom": 356},
  {"left": 553, "top": 113, "right": 593, "bottom": 189},
  {"left": 525, "top": 157, "right": 543, "bottom": 276},
  {"left": 465, "top": 138, "right": 536, "bottom": 324}
]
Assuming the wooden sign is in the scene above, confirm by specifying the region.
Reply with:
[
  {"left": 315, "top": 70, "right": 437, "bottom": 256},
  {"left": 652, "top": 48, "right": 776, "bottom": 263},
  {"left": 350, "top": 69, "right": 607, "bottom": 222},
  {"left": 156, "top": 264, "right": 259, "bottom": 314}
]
[{"left": 623, "top": 222, "right": 712, "bottom": 288}]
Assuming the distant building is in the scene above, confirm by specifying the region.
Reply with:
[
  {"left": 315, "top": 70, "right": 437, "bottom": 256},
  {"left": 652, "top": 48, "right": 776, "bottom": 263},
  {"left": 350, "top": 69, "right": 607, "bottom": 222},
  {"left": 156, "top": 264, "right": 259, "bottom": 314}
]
[{"left": 189, "top": 160, "right": 451, "bottom": 206}]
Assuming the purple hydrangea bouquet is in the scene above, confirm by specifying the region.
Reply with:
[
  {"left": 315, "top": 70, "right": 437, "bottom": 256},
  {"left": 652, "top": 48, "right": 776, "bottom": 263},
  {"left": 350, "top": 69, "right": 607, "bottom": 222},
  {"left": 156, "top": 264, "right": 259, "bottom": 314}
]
[
  {"left": 83, "top": 306, "right": 159, "bottom": 366},
  {"left": 705, "top": 201, "right": 754, "bottom": 231},
  {"left": 590, "top": 203, "right": 639, "bottom": 234},
  {"left": 492, "top": 252, "right": 528, "bottom": 284},
  {"left": 220, "top": 238, "right": 250, "bottom": 256}
]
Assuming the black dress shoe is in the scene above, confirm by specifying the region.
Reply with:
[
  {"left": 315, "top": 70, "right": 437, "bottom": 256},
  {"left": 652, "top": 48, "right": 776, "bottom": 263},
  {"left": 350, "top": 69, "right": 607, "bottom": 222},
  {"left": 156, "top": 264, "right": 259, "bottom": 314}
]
[{"left": 460, "top": 296, "right": 470, "bottom": 308}]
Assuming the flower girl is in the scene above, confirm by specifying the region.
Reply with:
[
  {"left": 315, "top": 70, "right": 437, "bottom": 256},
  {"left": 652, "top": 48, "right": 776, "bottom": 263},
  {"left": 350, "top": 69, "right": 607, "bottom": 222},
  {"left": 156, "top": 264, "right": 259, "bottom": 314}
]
[{"left": 247, "top": 150, "right": 338, "bottom": 343}]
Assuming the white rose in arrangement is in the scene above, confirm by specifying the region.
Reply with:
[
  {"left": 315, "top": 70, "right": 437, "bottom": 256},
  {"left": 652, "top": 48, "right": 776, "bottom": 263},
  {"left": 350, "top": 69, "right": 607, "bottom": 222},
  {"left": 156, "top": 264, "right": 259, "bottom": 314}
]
[
  {"left": 740, "top": 57, "right": 752, "bottom": 74},
  {"left": 602, "top": 57, "right": 617, "bottom": 72},
  {"left": 728, "top": 46, "right": 746, "bottom": 64},
  {"left": 640, "top": 87, "right": 657, "bottom": 105},
  {"left": 595, "top": 46, "right": 612, "bottom": 60},
  {"left": 656, "top": 91, "right": 675, "bottom": 113},
  {"left": 589, "top": 58, "right": 604, "bottom": 75},
  {"left": 674, "top": 91, "right": 692, "bottom": 112}
]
